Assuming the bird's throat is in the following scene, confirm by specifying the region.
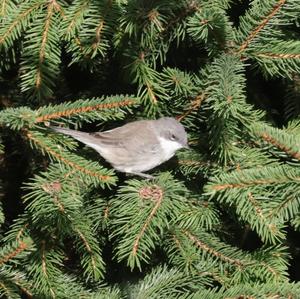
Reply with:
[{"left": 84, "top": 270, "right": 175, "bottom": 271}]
[{"left": 158, "top": 137, "right": 182, "bottom": 160}]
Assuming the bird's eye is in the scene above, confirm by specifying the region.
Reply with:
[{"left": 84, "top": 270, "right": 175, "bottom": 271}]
[{"left": 170, "top": 134, "right": 176, "bottom": 141}]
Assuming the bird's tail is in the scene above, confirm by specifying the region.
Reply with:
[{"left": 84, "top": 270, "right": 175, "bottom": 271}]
[{"left": 50, "top": 126, "right": 95, "bottom": 147}]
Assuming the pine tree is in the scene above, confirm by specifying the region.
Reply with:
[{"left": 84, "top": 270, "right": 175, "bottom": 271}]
[{"left": 1, "top": 0, "right": 300, "bottom": 298}]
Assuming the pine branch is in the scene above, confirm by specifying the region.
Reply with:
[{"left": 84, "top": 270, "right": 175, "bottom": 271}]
[
  {"left": 25, "top": 130, "right": 116, "bottom": 186},
  {"left": 0, "top": 96, "right": 138, "bottom": 130},
  {"left": 187, "top": 6, "right": 233, "bottom": 55},
  {"left": 127, "top": 266, "right": 202, "bottom": 299},
  {"left": 187, "top": 281, "right": 300, "bottom": 299},
  {"left": 110, "top": 173, "right": 189, "bottom": 270},
  {"left": 0, "top": 238, "right": 33, "bottom": 267},
  {"left": 61, "top": 0, "right": 90, "bottom": 40},
  {"left": 251, "top": 40, "right": 300, "bottom": 78},
  {"left": 203, "top": 54, "right": 263, "bottom": 164},
  {"left": 0, "top": 0, "right": 44, "bottom": 48},
  {"left": 205, "top": 164, "right": 300, "bottom": 242},
  {"left": 27, "top": 242, "right": 65, "bottom": 299},
  {"left": 72, "top": 221, "right": 105, "bottom": 281},
  {"left": 251, "top": 122, "right": 300, "bottom": 162},
  {"left": 34, "top": 95, "right": 138, "bottom": 124},
  {"left": 0, "top": 267, "right": 32, "bottom": 299}
]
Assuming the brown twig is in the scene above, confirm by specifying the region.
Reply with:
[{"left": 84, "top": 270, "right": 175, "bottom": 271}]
[
  {"left": 237, "top": 0, "right": 286, "bottom": 54},
  {"left": 132, "top": 186, "right": 163, "bottom": 256}
]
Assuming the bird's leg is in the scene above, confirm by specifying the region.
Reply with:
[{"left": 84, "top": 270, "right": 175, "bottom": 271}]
[{"left": 127, "top": 172, "right": 155, "bottom": 179}]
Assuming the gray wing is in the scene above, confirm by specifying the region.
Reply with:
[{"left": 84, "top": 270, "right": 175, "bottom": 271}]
[
  {"left": 90, "top": 121, "right": 160, "bottom": 169},
  {"left": 51, "top": 121, "right": 160, "bottom": 170},
  {"left": 90, "top": 121, "right": 158, "bottom": 153}
]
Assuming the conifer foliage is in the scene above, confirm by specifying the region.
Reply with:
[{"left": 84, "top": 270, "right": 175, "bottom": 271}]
[{"left": 1, "top": 0, "right": 300, "bottom": 298}]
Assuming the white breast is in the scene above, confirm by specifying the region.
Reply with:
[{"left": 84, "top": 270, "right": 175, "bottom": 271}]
[{"left": 158, "top": 137, "right": 182, "bottom": 161}]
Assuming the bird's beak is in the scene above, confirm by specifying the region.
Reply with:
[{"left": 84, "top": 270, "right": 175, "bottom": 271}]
[{"left": 183, "top": 143, "right": 190, "bottom": 149}]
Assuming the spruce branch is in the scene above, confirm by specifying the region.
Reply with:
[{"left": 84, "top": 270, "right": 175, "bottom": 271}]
[
  {"left": 182, "top": 230, "right": 246, "bottom": 268},
  {"left": 167, "top": 228, "right": 287, "bottom": 283},
  {"left": 61, "top": 0, "right": 90, "bottom": 40},
  {"left": 14, "top": 163, "right": 106, "bottom": 285},
  {"left": 27, "top": 243, "right": 64, "bottom": 299},
  {"left": 72, "top": 222, "right": 105, "bottom": 281},
  {"left": 23, "top": 163, "right": 85, "bottom": 230},
  {"left": 176, "top": 199, "right": 220, "bottom": 231},
  {"left": 20, "top": 1, "right": 64, "bottom": 100},
  {"left": 0, "top": 0, "right": 44, "bottom": 48},
  {"left": 0, "top": 238, "right": 33, "bottom": 267},
  {"left": 110, "top": 173, "right": 189, "bottom": 270},
  {"left": 0, "top": 267, "right": 33, "bottom": 299},
  {"left": 0, "top": 96, "right": 138, "bottom": 129},
  {"left": 251, "top": 122, "right": 300, "bottom": 161},
  {"left": 176, "top": 150, "right": 213, "bottom": 178},
  {"left": 203, "top": 54, "right": 263, "bottom": 164},
  {"left": 25, "top": 130, "right": 116, "bottom": 186},
  {"left": 205, "top": 164, "right": 300, "bottom": 242},
  {"left": 64, "top": 0, "right": 120, "bottom": 66},
  {"left": 34, "top": 95, "right": 138, "bottom": 124},
  {"left": 187, "top": 281, "right": 300, "bottom": 298},
  {"left": 206, "top": 165, "right": 300, "bottom": 192},
  {"left": 127, "top": 266, "right": 201, "bottom": 299},
  {"left": 251, "top": 40, "right": 300, "bottom": 78},
  {"left": 187, "top": 6, "right": 233, "bottom": 55},
  {"left": 126, "top": 51, "right": 166, "bottom": 109},
  {"left": 235, "top": 0, "right": 291, "bottom": 54}
]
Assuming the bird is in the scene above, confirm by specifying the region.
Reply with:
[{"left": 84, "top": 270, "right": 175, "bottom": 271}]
[{"left": 51, "top": 117, "right": 189, "bottom": 178}]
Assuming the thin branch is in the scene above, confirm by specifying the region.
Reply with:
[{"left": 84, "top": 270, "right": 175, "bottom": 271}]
[
  {"left": 34, "top": 98, "right": 136, "bottom": 123},
  {"left": 0, "top": 241, "right": 28, "bottom": 266},
  {"left": 0, "top": 2, "right": 42, "bottom": 45},
  {"left": 75, "top": 228, "right": 97, "bottom": 271},
  {"left": 176, "top": 94, "right": 205, "bottom": 122},
  {"left": 65, "top": 0, "right": 90, "bottom": 36},
  {"left": 247, "top": 192, "right": 265, "bottom": 220},
  {"left": 26, "top": 131, "right": 112, "bottom": 182},
  {"left": 132, "top": 186, "right": 163, "bottom": 256},
  {"left": 259, "top": 132, "right": 300, "bottom": 161},
  {"left": 36, "top": 1, "right": 60, "bottom": 88},
  {"left": 267, "top": 195, "right": 298, "bottom": 219},
  {"left": 183, "top": 230, "right": 246, "bottom": 267},
  {"left": 237, "top": 0, "right": 286, "bottom": 54},
  {"left": 91, "top": 20, "right": 104, "bottom": 50},
  {"left": 40, "top": 241, "right": 56, "bottom": 299},
  {"left": 212, "top": 178, "right": 289, "bottom": 191},
  {"left": 16, "top": 223, "right": 29, "bottom": 241},
  {"left": 146, "top": 82, "right": 158, "bottom": 104},
  {"left": 256, "top": 53, "right": 300, "bottom": 59}
]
